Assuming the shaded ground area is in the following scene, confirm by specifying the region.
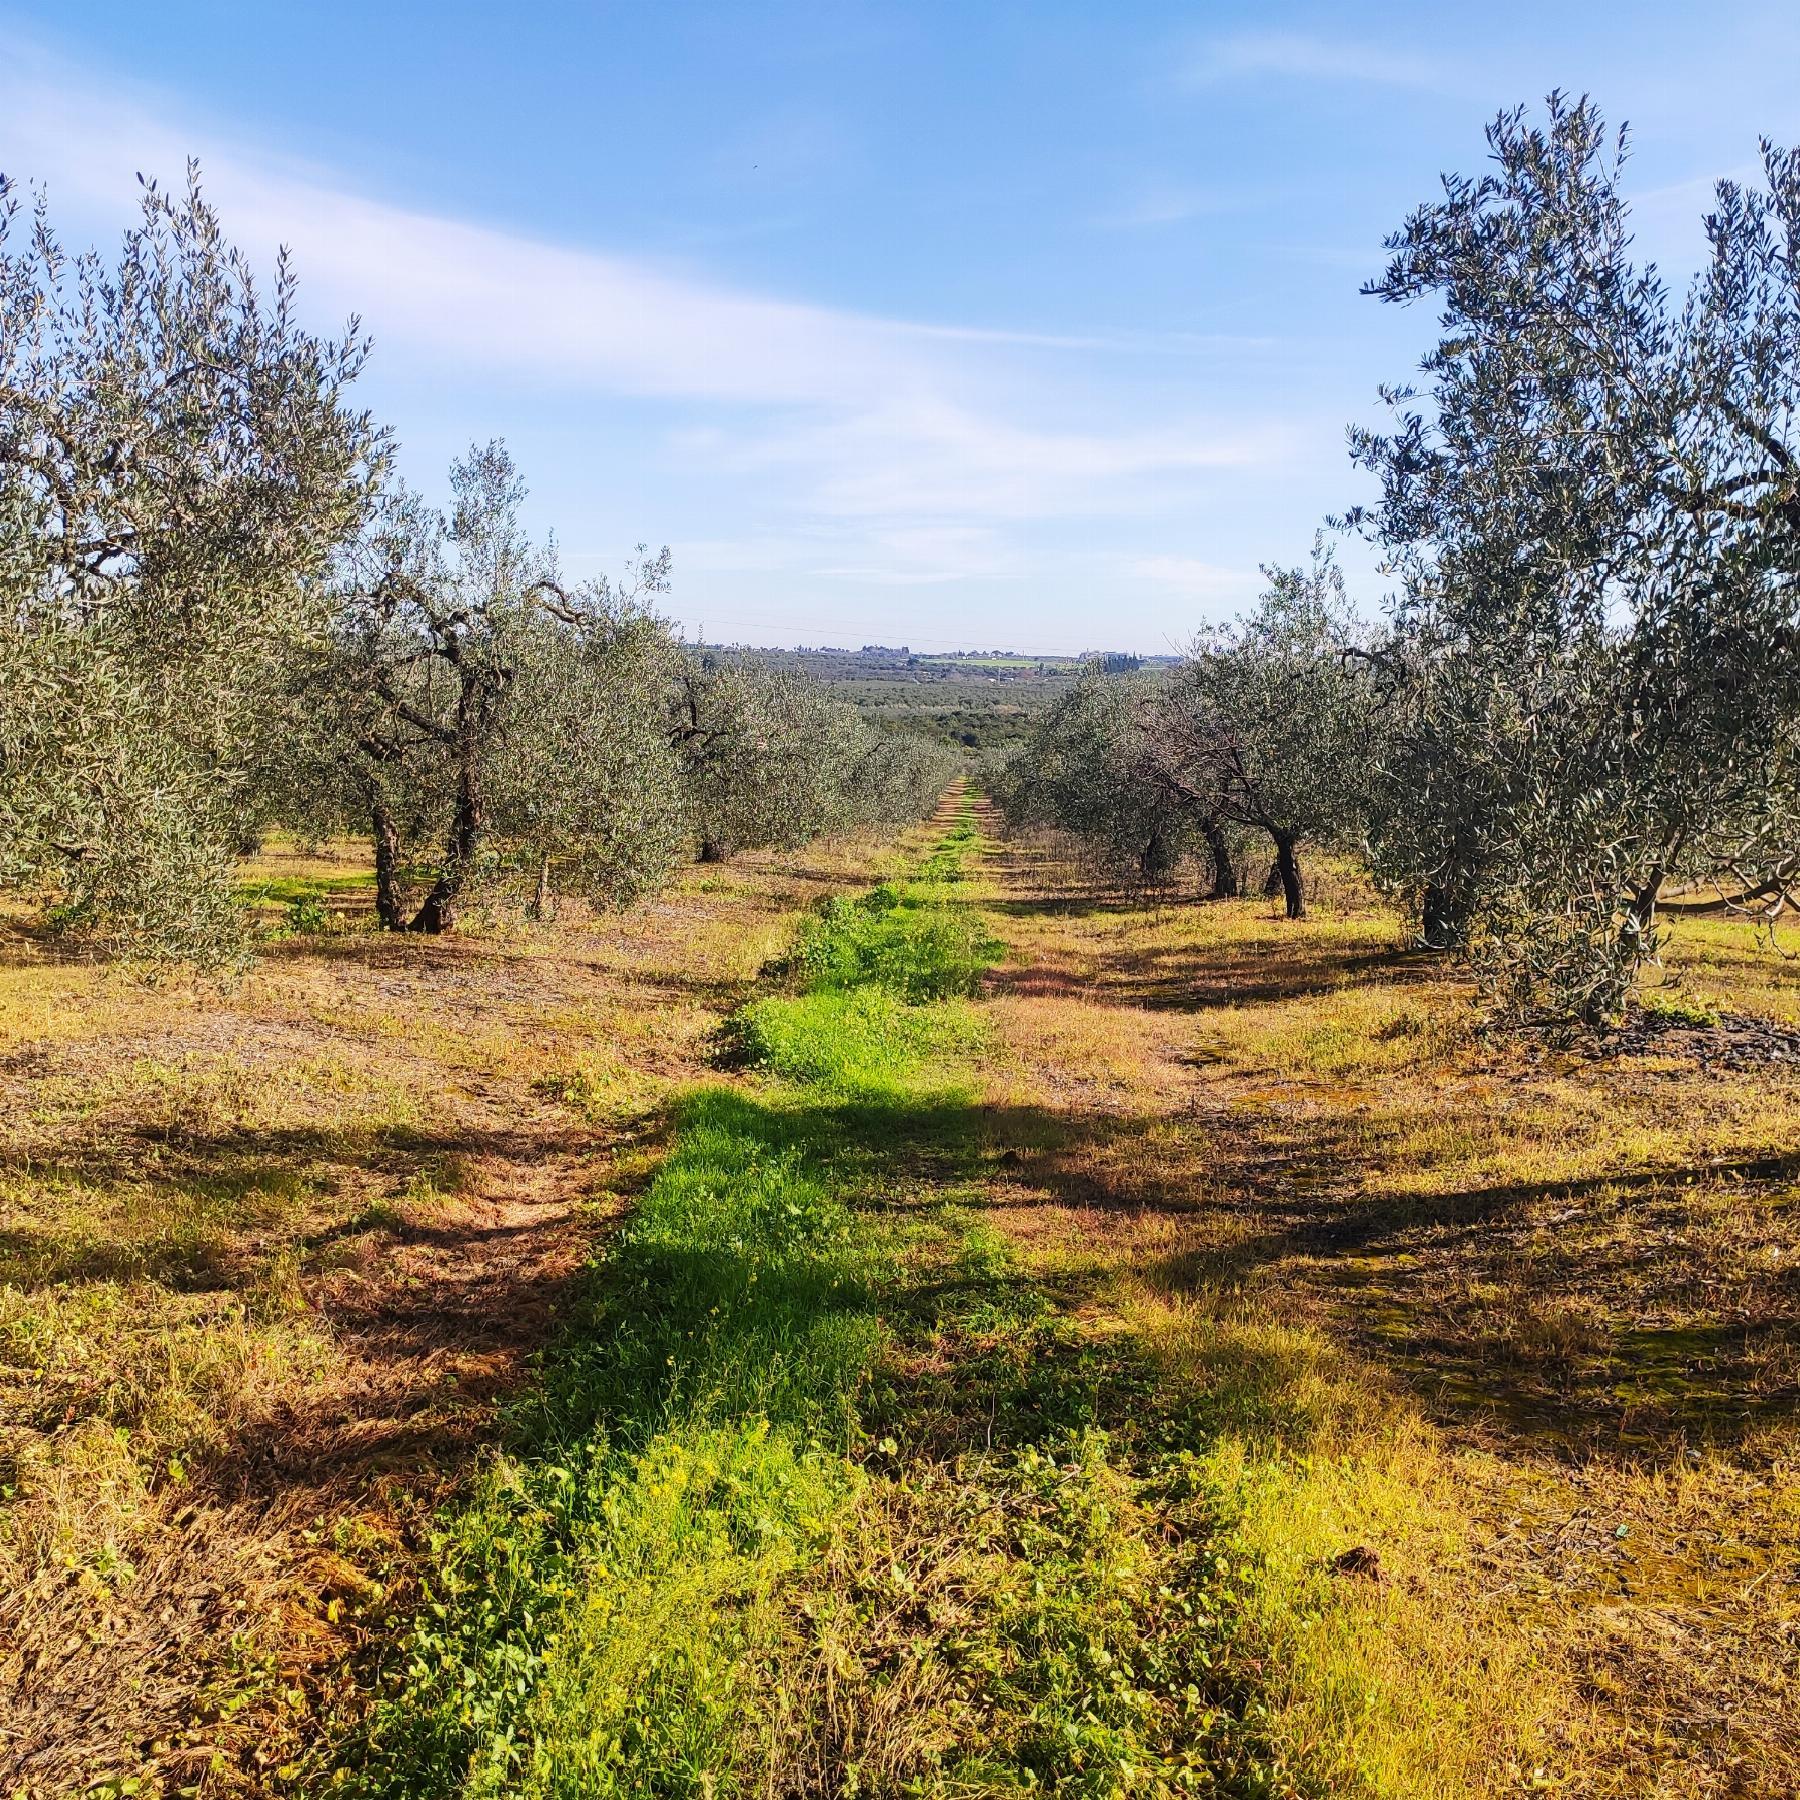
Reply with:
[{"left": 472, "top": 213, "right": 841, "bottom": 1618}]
[
  {"left": 0, "top": 826, "right": 928, "bottom": 1796},
  {"left": 983, "top": 826, "right": 1800, "bottom": 1463},
  {"left": 965, "top": 812, "right": 1800, "bottom": 1794}
]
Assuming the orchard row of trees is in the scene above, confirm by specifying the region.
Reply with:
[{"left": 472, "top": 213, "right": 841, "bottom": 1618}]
[
  {"left": 0, "top": 167, "right": 951, "bottom": 966},
  {"left": 1006, "top": 97, "right": 1800, "bottom": 1025},
  {"left": 999, "top": 540, "right": 1368, "bottom": 923}
]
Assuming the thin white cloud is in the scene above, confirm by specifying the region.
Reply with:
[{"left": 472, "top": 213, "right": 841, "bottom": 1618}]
[
  {"left": 678, "top": 523, "right": 1022, "bottom": 586},
  {"left": 1096, "top": 181, "right": 1241, "bottom": 230},
  {"left": 0, "top": 67, "right": 922, "bottom": 410},
  {"left": 0, "top": 35, "right": 1310, "bottom": 645},
  {"left": 813, "top": 522, "right": 1027, "bottom": 585},
  {"left": 1628, "top": 159, "right": 1764, "bottom": 272},
  {"left": 1183, "top": 31, "right": 1452, "bottom": 93},
  {"left": 685, "top": 397, "right": 1291, "bottom": 522},
  {"left": 0, "top": 42, "right": 1284, "bottom": 530},
  {"left": 1129, "top": 556, "right": 1261, "bottom": 602}
]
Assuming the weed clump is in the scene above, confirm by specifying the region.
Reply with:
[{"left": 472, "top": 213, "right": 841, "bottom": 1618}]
[
  {"left": 726, "top": 812, "right": 997, "bottom": 1091},
  {"left": 1637, "top": 987, "right": 1723, "bottom": 1030},
  {"left": 777, "top": 884, "right": 996, "bottom": 1002},
  {"left": 723, "top": 988, "right": 985, "bottom": 1093}
]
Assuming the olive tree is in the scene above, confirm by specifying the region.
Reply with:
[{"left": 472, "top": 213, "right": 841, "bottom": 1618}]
[
  {"left": 0, "top": 164, "right": 383, "bottom": 961},
  {"left": 669, "top": 653, "right": 952, "bottom": 861},
  {"left": 487, "top": 586, "right": 687, "bottom": 919},
  {"left": 1004, "top": 670, "right": 1241, "bottom": 896},
  {"left": 1146, "top": 542, "right": 1374, "bottom": 919},
  {"left": 1349, "top": 96, "right": 1800, "bottom": 1019},
  {"left": 300, "top": 441, "right": 682, "bottom": 932},
  {"left": 672, "top": 656, "right": 859, "bottom": 860},
  {"left": 847, "top": 726, "right": 959, "bottom": 833}
]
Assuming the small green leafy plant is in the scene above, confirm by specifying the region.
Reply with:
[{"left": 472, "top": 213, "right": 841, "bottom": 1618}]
[{"left": 1638, "top": 988, "right": 1722, "bottom": 1029}]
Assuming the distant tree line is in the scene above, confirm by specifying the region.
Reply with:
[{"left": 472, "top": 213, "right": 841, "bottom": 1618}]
[
  {"left": 1004, "top": 96, "right": 1800, "bottom": 1027},
  {"left": 0, "top": 166, "right": 952, "bottom": 967}
]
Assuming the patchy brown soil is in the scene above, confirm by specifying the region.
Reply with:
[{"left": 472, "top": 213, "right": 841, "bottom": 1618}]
[
  {"left": 0, "top": 827, "right": 924, "bottom": 1797},
  {"left": 966, "top": 808, "right": 1800, "bottom": 1796},
  {"left": 1605, "top": 1005, "right": 1800, "bottom": 1070}
]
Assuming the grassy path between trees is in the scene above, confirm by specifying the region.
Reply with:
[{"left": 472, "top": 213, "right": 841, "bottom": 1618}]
[
  {"left": 317, "top": 787, "right": 1795, "bottom": 1797},
  {"left": 330, "top": 790, "right": 1280, "bottom": 1796},
  {"left": 4, "top": 788, "right": 1792, "bottom": 1794}
]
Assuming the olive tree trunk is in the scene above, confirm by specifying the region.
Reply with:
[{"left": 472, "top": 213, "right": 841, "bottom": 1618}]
[
  {"left": 1272, "top": 833, "right": 1305, "bottom": 920},
  {"left": 409, "top": 761, "right": 481, "bottom": 934},
  {"left": 371, "top": 799, "right": 406, "bottom": 931},
  {"left": 1203, "top": 819, "right": 1239, "bottom": 899}
]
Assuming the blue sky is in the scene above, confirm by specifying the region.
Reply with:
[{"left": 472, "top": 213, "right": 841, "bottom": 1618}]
[{"left": 4, "top": 3, "right": 1797, "bottom": 653}]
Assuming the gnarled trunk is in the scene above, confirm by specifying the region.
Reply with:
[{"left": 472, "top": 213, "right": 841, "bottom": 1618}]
[
  {"left": 1203, "top": 819, "right": 1239, "bottom": 899},
  {"left": 1139, "top": 826, "right": 1171, "bottom": 885},
  {"left": 409, "top": 757, "right": 482, "bottom": 934},
  {"left": 1272, "top": 833, "right": 1305, "bottom": 920},
  {"left": 530, "top": 851, "right": 555, "bottom": 922},
  {"left": 371, "top": 799, "right": 406, "bottom": 931},
  {"left": 1420, "top": 881, "right": 1459, "bottom": 950}
]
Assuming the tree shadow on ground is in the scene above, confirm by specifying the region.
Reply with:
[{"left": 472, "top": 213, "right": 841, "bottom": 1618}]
[
  {"left": 0, "top": 1099, "right": 661, "bottom": 1497},
  {"left": 778, "top": 1041, "right": 1800, "bottom": 1467},
  {"left": 1045, "top": 1100, "right": 1800, "bottom": 1463},
  {"left": 967, "top": 827, "right": 1800, "bottom": 1460},
  {"left": 984, "top": 891, "right": 1167, "bottom": 921},
  {"left": 674, "top": 1068, "right": 1796, "bottom": 1467},
  {"left": 1085, "top": 939, "right": 1436, "bottom": 1013}
]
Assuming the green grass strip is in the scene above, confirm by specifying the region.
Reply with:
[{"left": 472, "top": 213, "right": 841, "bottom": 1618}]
[
  {"left": 330, "top": 814, "right": 997, "bottom": 1797},
  {"left": 329, "top": 794, "right": 1297, "bottom": 1799}
]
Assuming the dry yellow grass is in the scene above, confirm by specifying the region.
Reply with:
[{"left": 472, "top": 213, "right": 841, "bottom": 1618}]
[
  {"left": 0, "top": 823, "right": 931, "bottom": 1797},
  {"left": 7, "top": 805, "right": 1797, "bottom": 1796},
  {"left": 956, "top": 815, "right": 1800, "bottom": 1797}
]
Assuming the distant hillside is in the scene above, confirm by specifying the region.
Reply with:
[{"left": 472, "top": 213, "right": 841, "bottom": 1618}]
[{"left": 702, "top": 643, "right": 1178, "bottom": 750}]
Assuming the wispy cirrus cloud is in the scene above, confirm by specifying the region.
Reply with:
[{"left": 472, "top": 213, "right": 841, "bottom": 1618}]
[
  {"left": 0, "top": 63, "right": 931, "bottom": 411},
  {"left": 682, "top": 397, "right": 1290, "bottom": 524},
  {"left": 0, "top": 33, "right": 1311, "bottom": 647},
  {"left": 1094, "top": 180, "right": 1247, "bottom": 230},
  {"left": 678, "top": 522, "right": 1023, "bottom": 587},
  {"left": 0, "top": 40, "right": 1281, "bottom": 531},
  {"left": 1180, "top": 30, "right": 1454, "bottom": 94},
  {"left": 1128, "top": 555, "right": 1261, "bottom": 602}
]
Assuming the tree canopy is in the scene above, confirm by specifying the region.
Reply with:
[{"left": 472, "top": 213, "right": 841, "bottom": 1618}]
[{"left": 0, "top": 172, "right": 954, "bottom": 964}]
